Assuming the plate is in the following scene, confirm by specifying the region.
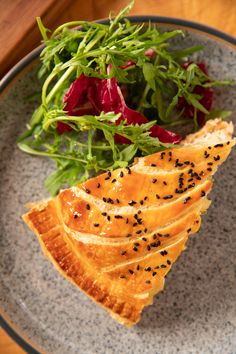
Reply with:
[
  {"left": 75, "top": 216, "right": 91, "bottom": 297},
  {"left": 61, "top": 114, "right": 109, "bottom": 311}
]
[{"left": 0, "top": 17, "right": 236, "bottom": 354}]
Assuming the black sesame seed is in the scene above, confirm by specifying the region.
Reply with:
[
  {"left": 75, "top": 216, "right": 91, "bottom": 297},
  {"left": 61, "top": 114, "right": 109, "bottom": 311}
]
[
  {"left": 175, "top": 162, "right": 184, "bottom": 167},
  {"left": 108, "top": 171, "right": 111, "bottom": 177},
  {"left": 73, "top": 214, "right": 78, "bottom": 219},
  {"left": 150, "top": 241, "right": 161, "bottom": 248},
  {"left": 151, "top": 163, "right": 156, "bottom": 167},
  {"left": 183, "top": 196, "right": 191, "bottom": 204},
  {"left": 188, "top": 178, "right": 194, "bottom": 182},
  {"left": 190, "top": 162, "right": 195, "bottom": 167},
  {"left": 144, "top": 196, "right": 148, "bottom": 201},
  {"left": 136, "top": 230, "right": 142, "bottom": 234},
  {"left": 214, "top": 143, "right": 224, "bottom": 148},
  {"left": 154, "top": 266, "right": 159, "bottom": 269},
  {"left": 152, "top": 178, "right": 157, "bottom": 184},
  {"left": 128, "top": 269, "right": 134, "bottom": 274},
  {"left": 115, "top": 215, "right": 123, "bottom": 219},
  {"left": 134, "top": 242, "right": 140, "bottom": 247},
  {"left": 126, "top": 233, "right": 132, "bottom": 237},
  {"left": 153, "top": 234, "right": 157, "bottom": 240},
  {"left": 111, "top": 178, "right": 117, "bottom": 183},
  {"left": 116, "top": 199, "right": 120, "bottom": 204},
  {"left": 126, "top": 218, "right": 129, "bottom": 224},
  {"left": 120, "top": 275, "right": 126, "bottom": 279},
  {"left": 140, "top": 200, "right": 144, "bottom": 205},
  {"left": 204, "top": 151, "right": 210, "bottom": 158},
  {"left": 160, "top": 250, "right": 168, "bottom": 256},
  {"left": 147, "top": 245, "right": 151, "bottom": 251},
  {"left": 164, "top": 233, "right": 170, "bottom": 238},
  {"left": 156, "top": 194, "right": 160, "bottom": 199},
  {"left": 105, "top": 176, "right": 110, "bottom": 180},
  {"left": 167, "top": 260, "right": 171, "bottom": 265},
  {"left": 133, "top": 247, "right": 138, "bottom": 252},
  {"left": 121, "top": 251, "right": 126, "bottom": 256},
  {"left": 214, "top": 155, "right": 220, "bottom": 161},
  {"left": 152, "top": 272, "right": 157, "bottom": 276},
  {"left": 86, "top": 204, "right": 90, "bottom": 210},
  {"left": 207, "top": 167, "right": 212, "bottom": 172},
  {"left": 227, "top": 141, "right": 230, "bottom": 145},
  {"left": 188, "top": 183, "right": 195, "bottom": 189},
  {"left": 97, "top": 183, "right": 101, "bottom": 188},
  {"left": 208, "top": 146, "right": 212, "bottom": 150},
  {"left": 145, "top": 267, "right": 151, "bottom": 271},
  {"left": 163, "top": 181, "right": 167, "bottom": 186},
  {"left": 85, "top": 188, "right": 91, "bottom": 194},
  {"left": 137, "top": 265, "right": 140, "bottom": 270},
  {"left": 187, "top": 228, "right": 192, "bottom": 233},
  {"left": 103, "top": 197, "right": 107, "bottom": 202},
  {"left": 201, "top": 190, "right": 206, "bottom": 197},
  {"left": 107, "top": 215, "right": 111, "bottom": 221},
  {"left": 184, "top": 161, "right": 190, "bottom": 165},
  {"left": 199, "top": 171, "right": 204, "bottom": 176},
  {"left": 94, "top": 223, "right": 99, "bottom": 227},
  {"left": 160, "top": 152, "right": 165, "bottom": 159},
  {"left": 175, "top": 189, "right": 184, "bottom": 194},
  {"left": 126, "top": 167, "right": 131, "bottom": 174},
  {"left": 163, "top": 195, "right": 173, "bottom": 200},
  {"left": 144, "top": 228, "right": 148, "bottom": 233},
  {"left": 133, "top": 222, "right": 138, "bottom": 227},
  {"left": 119, "top": 171, "right": 124, "bottom": 177},
  {"left": 142, "top": 237, "right": 147, "bottom": 242},
  {"left": 169, "top": 151, "right": 172, "bottom": 157},
  {"left": 188, "top": 168, "right": 193, "bottom": 174},
  {"left": 128, "top": 200, "right": 137, "bottom": 206},
  {"left": 138, "top": 210, "right": 142, "bottom": 214},
  {"left": 146, "top": 280, "right": 151, "bottom": 284},
  {"left": 161, "top": 264, "right": 167, "bottom": 268},
  {"left": 134, "top": 214, "right": 138, "bottom": 220}
]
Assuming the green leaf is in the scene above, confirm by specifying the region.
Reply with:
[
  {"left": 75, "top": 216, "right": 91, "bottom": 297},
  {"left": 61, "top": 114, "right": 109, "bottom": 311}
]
[
  {"left": 118, "top": 144, "right": 138, "bottom": 161},
  {"left": 206, "top": 110, "right": 232, "bottom": 120},
  {"left": 142, "top": 63, "right": 156, "bottom": 90}
]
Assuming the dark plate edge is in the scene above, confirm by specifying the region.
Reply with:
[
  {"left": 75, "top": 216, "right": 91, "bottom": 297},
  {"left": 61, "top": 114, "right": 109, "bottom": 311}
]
[
  {"left": 0, "top": 14, "right": 235, "bottom": 354},
  {"left": 0, "top": 316, "right": 41, "bottom": 354}
]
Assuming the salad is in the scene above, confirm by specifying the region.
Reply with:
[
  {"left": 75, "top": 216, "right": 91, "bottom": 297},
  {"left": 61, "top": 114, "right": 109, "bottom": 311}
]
[{"left": 17, "top": 0, "right": 231, "bottom": 195}]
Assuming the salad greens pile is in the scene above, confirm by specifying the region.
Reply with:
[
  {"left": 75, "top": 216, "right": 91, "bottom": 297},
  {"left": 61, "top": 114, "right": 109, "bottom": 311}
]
[{"left": 17, "top": 0, "right": 231, "bottom": 195}]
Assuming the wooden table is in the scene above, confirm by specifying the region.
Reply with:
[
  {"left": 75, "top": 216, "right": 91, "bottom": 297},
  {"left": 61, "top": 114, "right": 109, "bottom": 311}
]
[{"left": 0, "top": 0, "right": 235, "bottom": 352}]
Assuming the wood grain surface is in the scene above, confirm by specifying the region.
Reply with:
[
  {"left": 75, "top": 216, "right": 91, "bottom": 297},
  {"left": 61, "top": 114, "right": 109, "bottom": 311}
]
[{"left": 0, "top": 0, "right": 235, "bottom": 352}]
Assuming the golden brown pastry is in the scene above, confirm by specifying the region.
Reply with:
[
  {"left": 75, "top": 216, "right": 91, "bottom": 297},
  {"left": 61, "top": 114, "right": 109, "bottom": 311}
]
[{"left": 23, "top": 119, "right": 235, "bottom": 326}]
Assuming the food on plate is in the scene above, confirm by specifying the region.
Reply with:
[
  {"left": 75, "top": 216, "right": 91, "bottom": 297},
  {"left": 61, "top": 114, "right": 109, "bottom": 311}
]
[
  {"left": 23, "top": 119, "right": 235, "bottom": 326},
  {"left": 17, "top": 1, "right": 232, "bottom": 195}
]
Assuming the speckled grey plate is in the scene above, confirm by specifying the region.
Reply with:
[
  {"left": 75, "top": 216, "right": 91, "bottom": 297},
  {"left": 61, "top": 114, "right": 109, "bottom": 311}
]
[{"left": 0, "top": 17, "right": 236, "bottom": 354}]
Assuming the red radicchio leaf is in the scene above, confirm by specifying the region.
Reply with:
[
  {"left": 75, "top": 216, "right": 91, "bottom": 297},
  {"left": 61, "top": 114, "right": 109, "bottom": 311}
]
[
  {"left": 179, "top": 62, "right": 213, "bottom": 126},
  {"left": 57, "top": 121, "right": 73, "bottom": 134},
  {"left": 120, "top": 60, "right": 135, "bottom": 69},
  {"left": 62, "top": 74, "right": 182, "bottom": 145}
]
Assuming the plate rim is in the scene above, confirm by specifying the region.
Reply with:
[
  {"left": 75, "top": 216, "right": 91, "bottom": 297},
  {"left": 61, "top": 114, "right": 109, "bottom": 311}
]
[{"left": 0, "top": 15, "right": 235, "bottom": 354}]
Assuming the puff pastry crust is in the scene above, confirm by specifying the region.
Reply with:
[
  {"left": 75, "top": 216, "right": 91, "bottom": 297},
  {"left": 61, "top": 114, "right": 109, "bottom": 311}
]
[{"left": 23, "top": 119, "right": 235, "bottom": 326}]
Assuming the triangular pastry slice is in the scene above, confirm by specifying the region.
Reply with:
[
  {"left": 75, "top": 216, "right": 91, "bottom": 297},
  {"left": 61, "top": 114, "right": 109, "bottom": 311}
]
[{"left": 23, "top": 119, "right": 235, "bottom": 326}]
